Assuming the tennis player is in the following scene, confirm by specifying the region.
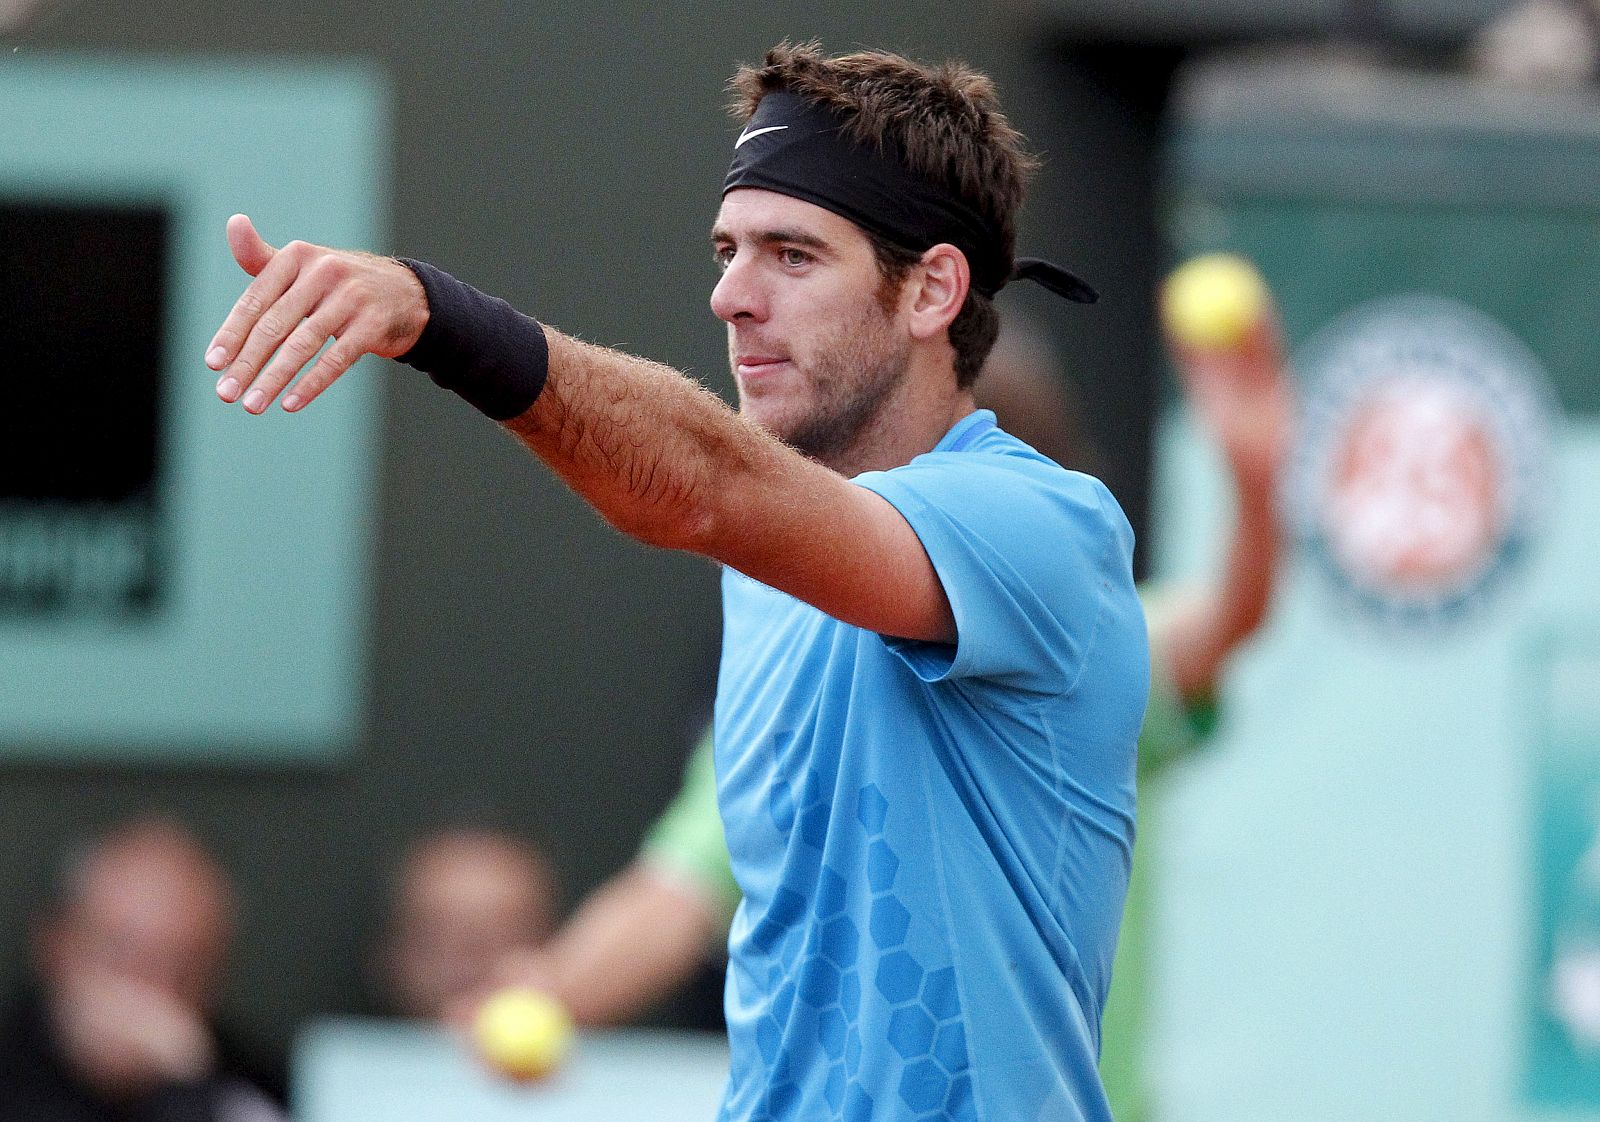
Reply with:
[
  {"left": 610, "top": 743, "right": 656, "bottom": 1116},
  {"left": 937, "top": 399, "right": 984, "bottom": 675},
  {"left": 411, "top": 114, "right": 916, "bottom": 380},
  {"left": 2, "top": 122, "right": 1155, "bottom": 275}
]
[{"left": 209, "top": 43, "right": 1148, "bottom": 1122}]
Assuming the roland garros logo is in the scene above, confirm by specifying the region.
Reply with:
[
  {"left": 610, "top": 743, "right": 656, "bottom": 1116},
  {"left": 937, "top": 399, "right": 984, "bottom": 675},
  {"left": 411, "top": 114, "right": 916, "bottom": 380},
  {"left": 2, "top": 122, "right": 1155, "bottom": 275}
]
[{"left": 1287, "top": 295, "right": 1557, "bottom": 630}]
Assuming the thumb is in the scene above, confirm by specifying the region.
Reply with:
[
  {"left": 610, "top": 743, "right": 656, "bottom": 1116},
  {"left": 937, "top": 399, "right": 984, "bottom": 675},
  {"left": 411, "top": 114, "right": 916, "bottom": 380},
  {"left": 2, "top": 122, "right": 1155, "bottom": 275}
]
[{"left": 226, "top": 213, "right": 277, "bottom": 276}]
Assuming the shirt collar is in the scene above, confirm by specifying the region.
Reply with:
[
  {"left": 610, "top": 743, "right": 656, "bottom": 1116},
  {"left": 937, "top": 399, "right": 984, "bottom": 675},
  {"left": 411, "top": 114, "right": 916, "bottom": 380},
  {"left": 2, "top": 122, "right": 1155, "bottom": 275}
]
[{"left": 934, "top": 409, "right": 997, "bottom": 454}]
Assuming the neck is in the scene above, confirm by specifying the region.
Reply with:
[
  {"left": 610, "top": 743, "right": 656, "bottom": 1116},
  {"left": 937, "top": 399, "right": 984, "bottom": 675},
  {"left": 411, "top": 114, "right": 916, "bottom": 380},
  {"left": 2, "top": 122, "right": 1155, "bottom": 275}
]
[{"left": 818, "top": 353, "right": 976, "bottom": 478}]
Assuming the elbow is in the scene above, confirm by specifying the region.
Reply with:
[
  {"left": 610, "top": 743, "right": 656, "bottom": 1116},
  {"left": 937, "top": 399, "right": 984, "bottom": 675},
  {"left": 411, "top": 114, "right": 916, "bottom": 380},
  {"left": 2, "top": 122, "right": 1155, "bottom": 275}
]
[
  {"left": 604, "top": 473, "right": 720, "bottom": 556},
  {"left": 601, "top": 422, "right": 769, "bottom": 559}
]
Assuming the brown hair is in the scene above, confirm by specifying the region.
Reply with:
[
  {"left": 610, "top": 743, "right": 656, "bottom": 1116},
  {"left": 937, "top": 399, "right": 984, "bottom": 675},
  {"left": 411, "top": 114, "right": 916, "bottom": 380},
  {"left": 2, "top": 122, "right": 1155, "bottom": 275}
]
[{"left": 728, "top": 41, "right": 1039, "bottom": 388}]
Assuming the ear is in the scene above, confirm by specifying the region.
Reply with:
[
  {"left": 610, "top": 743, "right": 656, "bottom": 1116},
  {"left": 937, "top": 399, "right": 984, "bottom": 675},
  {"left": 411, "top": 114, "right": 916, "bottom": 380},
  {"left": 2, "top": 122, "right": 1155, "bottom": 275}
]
[{"left": 907, "top": 244, "right": 970, "bottom": 341}]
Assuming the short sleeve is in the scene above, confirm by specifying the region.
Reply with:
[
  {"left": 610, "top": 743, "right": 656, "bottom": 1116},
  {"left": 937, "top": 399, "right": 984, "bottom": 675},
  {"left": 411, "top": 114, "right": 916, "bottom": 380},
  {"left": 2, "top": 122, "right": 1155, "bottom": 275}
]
[
  {"left": 640, "top": 726, "right": 742, "bottom": 923},
  {"left": 855, "top": 452, "right": 1138, "bottom": 694}
]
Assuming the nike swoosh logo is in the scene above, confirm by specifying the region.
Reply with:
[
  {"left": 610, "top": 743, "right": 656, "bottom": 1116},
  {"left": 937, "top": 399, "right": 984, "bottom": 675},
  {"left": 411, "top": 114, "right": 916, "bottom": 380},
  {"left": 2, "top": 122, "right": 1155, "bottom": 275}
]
[{"left": 735, "top": 125, "right": 789, "bottom": 148}]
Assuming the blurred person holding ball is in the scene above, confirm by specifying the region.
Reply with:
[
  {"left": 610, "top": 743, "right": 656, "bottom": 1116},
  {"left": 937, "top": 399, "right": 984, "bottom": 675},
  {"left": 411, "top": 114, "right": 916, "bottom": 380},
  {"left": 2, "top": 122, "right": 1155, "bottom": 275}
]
[
  {"left": 0, "top": 817, "right": 287, "bottom": 1122},
  {"left": 208, "top": 42, "right": 1151, "bottom": 1120}
]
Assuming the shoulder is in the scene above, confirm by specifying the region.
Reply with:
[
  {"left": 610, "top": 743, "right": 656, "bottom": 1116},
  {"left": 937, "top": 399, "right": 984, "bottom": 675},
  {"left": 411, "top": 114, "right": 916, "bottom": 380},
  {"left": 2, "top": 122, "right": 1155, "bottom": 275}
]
[
  {"left": 857, "top": 426, "right": 1143, "bottom": 688},
  {"left": 860, "top": 432, "right": 1133, "bottom": 561}
]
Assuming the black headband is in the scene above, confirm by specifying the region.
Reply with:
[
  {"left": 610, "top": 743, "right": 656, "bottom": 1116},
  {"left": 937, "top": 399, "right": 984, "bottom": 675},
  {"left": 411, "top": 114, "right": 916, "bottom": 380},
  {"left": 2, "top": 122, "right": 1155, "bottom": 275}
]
[{"left": 723, "top": 91, "right": 1096, "bottom": 304}]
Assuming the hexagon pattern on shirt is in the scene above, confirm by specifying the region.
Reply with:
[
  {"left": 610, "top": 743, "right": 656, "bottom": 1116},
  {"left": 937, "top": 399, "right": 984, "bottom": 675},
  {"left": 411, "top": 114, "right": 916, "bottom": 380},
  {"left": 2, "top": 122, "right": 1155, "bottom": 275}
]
[{"left": 744, "top": 774, "right": 975, "bottom": 1120}]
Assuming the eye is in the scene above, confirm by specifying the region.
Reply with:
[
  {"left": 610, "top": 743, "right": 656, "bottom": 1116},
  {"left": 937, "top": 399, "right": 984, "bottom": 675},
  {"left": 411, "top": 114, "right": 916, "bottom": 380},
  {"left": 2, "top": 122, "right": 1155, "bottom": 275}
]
[
  {"left": 779, "top": 247, "right": 811, "bottom": 268},
  {"left": 712, "top": 245, "right": 735, "bottom": 271}
]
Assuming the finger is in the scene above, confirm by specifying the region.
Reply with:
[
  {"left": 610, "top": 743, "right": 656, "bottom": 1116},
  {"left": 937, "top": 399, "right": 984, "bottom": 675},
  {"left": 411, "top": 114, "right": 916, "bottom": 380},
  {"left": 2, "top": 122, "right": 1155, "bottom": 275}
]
[
  {"left": 442, "top": 994, "right": 481, "bottom": 1033},
  {"left": 290, "top": 295, "right": 429, "bottom": 409},
  {"left": 282, "top": 331, "right": 367, "bottom": 412},
  {"left": 493, "top": 946, "right": 555, "bottom": 990},
  {"left": 218, "top": 269, "right": 329, "bottom": 401},
  {"left": 208, "top": 244, "right": 312, "bottom": 378},
  {"left": 242, "top": 310, "right": 349, "bottom": 414},
  {"left": 285, "top": 289, "right": 428, "bottom": 411},
  {"left": 227, "top": 214, "right": 277, "bottom": 277}
]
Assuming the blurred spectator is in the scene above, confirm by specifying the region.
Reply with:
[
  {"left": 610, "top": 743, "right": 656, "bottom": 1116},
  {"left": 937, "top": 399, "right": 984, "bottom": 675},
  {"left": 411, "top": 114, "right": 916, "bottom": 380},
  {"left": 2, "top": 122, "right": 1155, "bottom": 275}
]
[
  {"left": 966, "top": 313, "right": 1102, "bottom": 479},
  {"left": 0, "top": 816, "right": 286, "bottom": 1122},
  {"left": 0, "top": 0, "right": 52, "bottom": 34},
  {"left": 377, "top": 829, "right": 556, "bottom": 1021}
]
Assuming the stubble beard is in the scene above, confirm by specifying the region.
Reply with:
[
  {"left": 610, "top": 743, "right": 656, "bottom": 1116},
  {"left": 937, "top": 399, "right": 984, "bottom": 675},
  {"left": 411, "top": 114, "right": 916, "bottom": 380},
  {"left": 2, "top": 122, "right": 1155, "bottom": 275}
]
[{"left": 746, "top": 304, "right": 912, "bottom": 469}]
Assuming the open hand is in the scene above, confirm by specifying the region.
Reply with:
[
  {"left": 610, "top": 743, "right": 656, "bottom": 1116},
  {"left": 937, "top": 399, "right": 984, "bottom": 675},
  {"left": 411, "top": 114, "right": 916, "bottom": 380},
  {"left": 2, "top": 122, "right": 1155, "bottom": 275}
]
[
  {"left": 50, "top": 970, "right": 215, "bottom": 1098},
  {"left": 207, "top": 214, "right": 429, "bottom": 413}
]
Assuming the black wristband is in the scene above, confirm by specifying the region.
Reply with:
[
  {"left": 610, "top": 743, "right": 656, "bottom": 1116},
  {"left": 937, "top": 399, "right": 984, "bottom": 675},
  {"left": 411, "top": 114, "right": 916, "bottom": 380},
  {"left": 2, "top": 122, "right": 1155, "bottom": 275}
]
[{"left": 395, "top": 258, "right": 549, "bottom": 420}]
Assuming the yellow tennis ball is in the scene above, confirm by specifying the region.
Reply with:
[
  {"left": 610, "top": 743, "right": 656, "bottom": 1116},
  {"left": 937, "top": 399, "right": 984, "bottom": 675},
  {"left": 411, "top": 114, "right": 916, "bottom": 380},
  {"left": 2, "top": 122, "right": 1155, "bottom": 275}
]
[
  {"left": 1161, "top": 253, "right": 1268, "bottom": 351},
  {"left": 472, "top": 987, "right": 572, "bottom": 1082}
]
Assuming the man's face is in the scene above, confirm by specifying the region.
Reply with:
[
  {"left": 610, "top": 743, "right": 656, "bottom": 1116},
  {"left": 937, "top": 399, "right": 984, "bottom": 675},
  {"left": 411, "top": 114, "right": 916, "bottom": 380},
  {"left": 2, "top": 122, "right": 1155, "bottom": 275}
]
[{"left": 710, "top": 189, "right": 912, "bottom": 463}]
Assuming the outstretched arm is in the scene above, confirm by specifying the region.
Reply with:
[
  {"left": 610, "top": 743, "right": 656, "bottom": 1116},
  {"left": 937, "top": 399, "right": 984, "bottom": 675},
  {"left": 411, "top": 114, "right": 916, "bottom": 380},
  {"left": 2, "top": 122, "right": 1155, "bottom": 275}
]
[
  {"left": 1150, "top": 261, "right": 1293, "bottom": 701},
  {"left": 501, "top": 328, "right": 949, "bottom": 643},
  {"left": 206, "top": 216, "right": 955, "bottom": 643}
]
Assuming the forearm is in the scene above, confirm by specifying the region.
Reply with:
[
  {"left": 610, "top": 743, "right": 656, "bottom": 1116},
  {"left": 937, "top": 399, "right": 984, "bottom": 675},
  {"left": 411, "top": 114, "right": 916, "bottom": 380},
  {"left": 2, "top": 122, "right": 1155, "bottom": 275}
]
[
  {"left": 396, "top": 256, "right": 781, "bottom": 553},
  {"left": 1156, "top": 485, "right": 1280, "bottom": 702},
  {"left": 1157, "top": 287, "right": 1292, "bottom": 701},
  {"left": 501, "top": 329, "right": 785, "bottom": 553},
  {"left": 538, "top": 862, "right": 721, "bottom": 1027},
  {"left": 501, "top": 330, "right": 947, "bottom": 639}
]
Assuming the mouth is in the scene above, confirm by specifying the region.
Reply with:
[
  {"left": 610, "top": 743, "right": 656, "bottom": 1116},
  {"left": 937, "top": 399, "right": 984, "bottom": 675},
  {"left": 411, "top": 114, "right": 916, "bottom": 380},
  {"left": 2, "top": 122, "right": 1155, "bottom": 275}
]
[{"left": 734, "top": 354, "right": 791, "bottom": 380}]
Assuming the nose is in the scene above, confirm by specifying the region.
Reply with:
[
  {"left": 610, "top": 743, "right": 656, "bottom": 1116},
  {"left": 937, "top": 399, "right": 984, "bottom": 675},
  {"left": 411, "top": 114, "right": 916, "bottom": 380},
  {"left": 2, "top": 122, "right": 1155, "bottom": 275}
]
[{"left": 710, "top": 252, "right": 767, "bottom": 325}]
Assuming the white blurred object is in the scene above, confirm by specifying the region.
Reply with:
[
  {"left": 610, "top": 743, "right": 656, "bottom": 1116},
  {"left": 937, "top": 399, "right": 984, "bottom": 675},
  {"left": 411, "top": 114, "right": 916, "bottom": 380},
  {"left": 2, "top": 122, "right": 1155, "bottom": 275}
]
[
  {"left": 1551, "top": 830, "right": 1600, "bottom": 1050},
  {"left": 1471, "top": 0, "right": 1600, "bottom": 87},
  {"left": 1551, "top": 949, "right": 1600, "bottom": 1048},
  {"left": 217, "top": 1080, "right": 291, "bottom": 1122},
  {"left": 295, "top": 1020, "right": 729, "bottom": 1122}
]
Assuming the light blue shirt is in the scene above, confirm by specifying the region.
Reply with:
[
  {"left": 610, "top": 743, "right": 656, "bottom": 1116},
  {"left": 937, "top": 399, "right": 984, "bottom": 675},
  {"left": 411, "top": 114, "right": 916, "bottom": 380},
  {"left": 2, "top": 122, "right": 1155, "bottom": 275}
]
[{"left": 714, "top": 411, "right": 1147, "bottom": 1122}]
